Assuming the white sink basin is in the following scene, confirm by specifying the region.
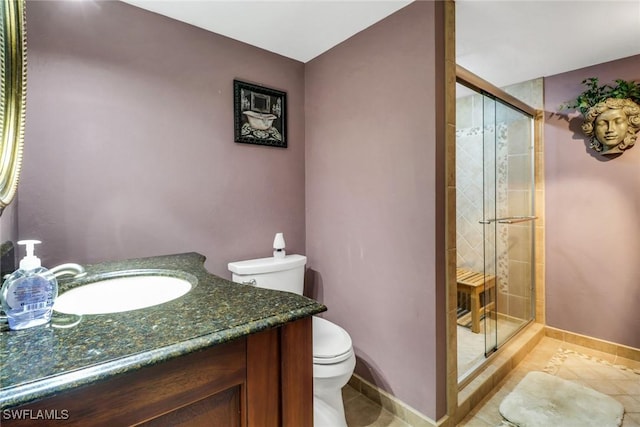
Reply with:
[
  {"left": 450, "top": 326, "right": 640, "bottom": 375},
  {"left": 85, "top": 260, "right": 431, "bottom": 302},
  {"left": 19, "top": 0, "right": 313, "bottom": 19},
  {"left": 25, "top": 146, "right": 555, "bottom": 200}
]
[{"left": 54, "top": 270, "right": 195, "bottom": 315}]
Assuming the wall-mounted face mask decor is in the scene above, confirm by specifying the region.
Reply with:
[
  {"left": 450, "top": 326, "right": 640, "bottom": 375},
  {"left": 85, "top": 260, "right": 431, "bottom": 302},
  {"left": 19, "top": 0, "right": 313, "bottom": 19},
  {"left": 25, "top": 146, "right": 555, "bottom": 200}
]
[{"left": 563, "top": 78, "right": 640, "bottom": 157}]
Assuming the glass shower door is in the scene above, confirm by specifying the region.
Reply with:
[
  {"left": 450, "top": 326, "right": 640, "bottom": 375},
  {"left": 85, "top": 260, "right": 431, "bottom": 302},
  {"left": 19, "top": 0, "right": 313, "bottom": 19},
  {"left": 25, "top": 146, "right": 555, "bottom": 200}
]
[
  {"left": 482, "top": 94, "right": 498, "bottom": 355},
  {"left": 481, "top": 96, "right": 535, "bottom": 356},
  {"left": 455, "top": 79, "right": 537, "bottom": 380}
]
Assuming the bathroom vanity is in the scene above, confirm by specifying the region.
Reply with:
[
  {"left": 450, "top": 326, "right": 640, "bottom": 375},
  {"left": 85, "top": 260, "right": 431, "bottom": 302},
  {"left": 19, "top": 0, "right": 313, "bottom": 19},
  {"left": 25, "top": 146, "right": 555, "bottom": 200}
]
[{"left": 0, "top": 253, "right": 326, "bottom": 426}]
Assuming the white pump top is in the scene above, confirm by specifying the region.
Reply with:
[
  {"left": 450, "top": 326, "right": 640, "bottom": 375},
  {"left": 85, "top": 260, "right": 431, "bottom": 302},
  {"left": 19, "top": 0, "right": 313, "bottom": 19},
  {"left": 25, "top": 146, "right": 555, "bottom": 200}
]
[
  {"left": 273, "top": 232, "right": 286, "bottom": 259},
  {"left": 18, "top": 240, "right": 42, "bottom": 270}
]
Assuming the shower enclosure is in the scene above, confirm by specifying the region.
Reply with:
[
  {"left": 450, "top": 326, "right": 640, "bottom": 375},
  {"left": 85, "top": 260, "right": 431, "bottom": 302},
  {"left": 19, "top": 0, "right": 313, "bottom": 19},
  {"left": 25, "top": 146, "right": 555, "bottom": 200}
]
[{"left": 455, "top": 74, "right": 536, "bottom": 380}]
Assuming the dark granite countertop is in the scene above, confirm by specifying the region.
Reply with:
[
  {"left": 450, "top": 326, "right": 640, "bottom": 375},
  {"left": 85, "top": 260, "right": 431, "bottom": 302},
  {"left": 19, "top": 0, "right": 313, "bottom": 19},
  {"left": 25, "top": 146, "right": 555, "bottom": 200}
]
[{"left": 0, "top": 252, "right": 326, "bottom": 409}]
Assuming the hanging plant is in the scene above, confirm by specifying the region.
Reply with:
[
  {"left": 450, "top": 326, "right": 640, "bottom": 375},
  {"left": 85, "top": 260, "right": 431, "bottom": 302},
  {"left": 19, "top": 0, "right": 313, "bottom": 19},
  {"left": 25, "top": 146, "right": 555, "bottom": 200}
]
[
  {"left": 562, "top": 78, "right": 640, "bottom": 156},
  {"left": 562, "top": 78, "right": 640, "bottom": 114}
]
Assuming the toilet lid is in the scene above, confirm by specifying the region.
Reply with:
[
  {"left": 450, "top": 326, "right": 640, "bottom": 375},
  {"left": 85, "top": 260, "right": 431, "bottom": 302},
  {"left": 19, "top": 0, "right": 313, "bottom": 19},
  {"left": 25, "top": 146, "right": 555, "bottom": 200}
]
[{"left": 313, "top": 316, "right": 353, "bottom": 365}]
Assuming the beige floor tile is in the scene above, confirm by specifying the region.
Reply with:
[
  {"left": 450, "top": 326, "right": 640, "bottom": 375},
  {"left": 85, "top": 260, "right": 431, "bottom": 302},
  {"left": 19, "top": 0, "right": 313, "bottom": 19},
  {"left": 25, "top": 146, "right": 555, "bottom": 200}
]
[
  {"left": 344, "top": 394, "right": 410, "bottom": 427},
  {"left": 621, "top": 368, "right": 640, "bottom": 380},
  {"left": 345, "top": 337, "right": 639, "bottom": 427},
  {"left": 555, "top": 366, "right": 580, "bottom": 380},
  {"left": 594, "top": 365, "right": 632, "bottom": 380},
  {"left": 616, "top": 395, "right": 640, "bottom": 413},
  {"left": 471, "top": 397, "right": 504, "bottom": 425},
  {"left": 623, "top": 412, "right": 640, "bottom": 427},
  {"left": 459, "top": 337, "right": 640, "bottom": 426},
  {"left": 616, "top": 357, "right": 640, "bottom": 371},
  {"left": 378, "top": 419, "right": 412, "bottom": 427},
  {"left": 456, "top": 417, "right": 494, "bottom": 426},
  {"left": 617, "top": 380, "right": 640, "bottom": 395},
  {"left": 582, "top": 378, "right": 627, "bottom": 395},
  {"left": 343, "top": 384, "right": 362, "bottom": 404}
]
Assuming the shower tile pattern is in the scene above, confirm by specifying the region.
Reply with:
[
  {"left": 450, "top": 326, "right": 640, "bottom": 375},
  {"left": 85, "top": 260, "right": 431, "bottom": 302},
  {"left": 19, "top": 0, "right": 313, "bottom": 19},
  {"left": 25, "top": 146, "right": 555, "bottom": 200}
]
[
  {"left": 456, "top": 78, "right": 540, "bottom": 324},
  {"left": 455, "top": 96, "right": 510, "bottom": 316},
  {"left": 456, "top": 123, "right": 489, "bottom": 274}
]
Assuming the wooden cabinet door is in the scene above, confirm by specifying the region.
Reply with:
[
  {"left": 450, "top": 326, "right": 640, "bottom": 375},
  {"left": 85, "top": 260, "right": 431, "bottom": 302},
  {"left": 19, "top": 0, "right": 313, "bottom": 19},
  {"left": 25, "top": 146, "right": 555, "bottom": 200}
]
[
  {"left": 140, "top": 385, "right": 241, "bottom": 426},
  {"left": 4, "top": 318, "right": 315, "bottom": 427},
  {"left": 4, "top": 339, "right": 246, "bottom": 427}
]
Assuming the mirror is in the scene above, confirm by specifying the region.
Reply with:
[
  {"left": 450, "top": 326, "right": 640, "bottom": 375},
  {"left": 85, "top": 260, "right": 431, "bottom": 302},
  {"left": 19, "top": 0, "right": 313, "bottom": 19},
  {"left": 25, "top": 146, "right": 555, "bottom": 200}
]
[{"left": 0, "top": 0, "right": 26, "bottom": 215}]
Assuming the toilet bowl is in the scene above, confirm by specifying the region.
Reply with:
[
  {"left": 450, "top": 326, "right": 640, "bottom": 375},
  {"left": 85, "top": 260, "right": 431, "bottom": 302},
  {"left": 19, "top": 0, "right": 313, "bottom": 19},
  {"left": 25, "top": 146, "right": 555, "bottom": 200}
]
[
  {"left": 313, "top": 316, "right": 356, "bottom": 427},
  {"left": 228, "top": 253, "right": 355, "bottom": 427}
]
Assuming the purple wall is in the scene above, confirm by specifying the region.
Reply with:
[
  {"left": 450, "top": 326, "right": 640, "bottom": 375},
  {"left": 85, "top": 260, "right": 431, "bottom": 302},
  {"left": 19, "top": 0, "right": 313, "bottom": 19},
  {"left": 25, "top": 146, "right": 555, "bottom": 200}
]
[
  {"left": 21, "top": 0, "right": 639, "bottom": 421},
  {"left": 21, "top": 0, "right": 447, "bottom": 419},
  {"left": 544, "top": 55, "right": 640, "bottom": 349},
  {"left": 305, "top": 2, "right": 446, "bottom": 419},
  {"left": 20, "top": 1, "right": 306, "bottom": 276}
]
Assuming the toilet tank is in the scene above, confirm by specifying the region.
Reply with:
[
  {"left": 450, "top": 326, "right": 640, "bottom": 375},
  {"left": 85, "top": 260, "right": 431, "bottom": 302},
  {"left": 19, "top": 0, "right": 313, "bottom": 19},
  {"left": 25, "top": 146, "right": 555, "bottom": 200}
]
[{"left": 227, "top": 254, "right": 307, "bottom": 295}]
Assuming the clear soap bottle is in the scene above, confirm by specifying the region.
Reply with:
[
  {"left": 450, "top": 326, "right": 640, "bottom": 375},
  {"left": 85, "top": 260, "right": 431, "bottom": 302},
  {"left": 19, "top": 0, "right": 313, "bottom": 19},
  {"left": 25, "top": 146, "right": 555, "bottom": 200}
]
[{"left": 0, "top": 240, "right": 58, "bottom": 330}]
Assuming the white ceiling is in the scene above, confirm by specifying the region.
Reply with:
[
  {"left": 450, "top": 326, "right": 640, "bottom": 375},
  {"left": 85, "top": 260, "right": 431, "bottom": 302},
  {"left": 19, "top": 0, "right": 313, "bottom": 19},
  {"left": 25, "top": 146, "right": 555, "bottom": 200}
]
[
  {"left": 456, "top": 0, "right": 640, "bottom": 87},
  {"left": 122, "top": 0, "right": 640, "bottom": 88},
  {"left": 121, "top": 1, "right": 413, "bottom": 63}
]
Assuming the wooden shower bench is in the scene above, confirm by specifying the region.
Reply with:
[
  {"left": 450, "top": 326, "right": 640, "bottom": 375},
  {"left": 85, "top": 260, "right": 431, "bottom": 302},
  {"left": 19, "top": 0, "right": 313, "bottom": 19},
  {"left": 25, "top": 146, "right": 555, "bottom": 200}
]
[{"left": 456, "top": 268, "right": 496, "bottom": 333}]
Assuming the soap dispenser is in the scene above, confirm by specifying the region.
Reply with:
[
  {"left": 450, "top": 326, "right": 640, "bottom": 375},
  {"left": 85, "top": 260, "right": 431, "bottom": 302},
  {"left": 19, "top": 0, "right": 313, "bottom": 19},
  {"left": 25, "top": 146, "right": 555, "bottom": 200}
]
[{"left": 0, "top": 240, "right": 58, "bottom": 330}]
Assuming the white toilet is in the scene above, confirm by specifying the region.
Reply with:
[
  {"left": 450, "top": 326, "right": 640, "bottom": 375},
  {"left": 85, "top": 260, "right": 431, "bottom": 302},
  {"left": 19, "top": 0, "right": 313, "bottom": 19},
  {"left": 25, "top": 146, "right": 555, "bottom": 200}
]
[{"left": 228, "top": 253, "right": 356, "bottom": 427}]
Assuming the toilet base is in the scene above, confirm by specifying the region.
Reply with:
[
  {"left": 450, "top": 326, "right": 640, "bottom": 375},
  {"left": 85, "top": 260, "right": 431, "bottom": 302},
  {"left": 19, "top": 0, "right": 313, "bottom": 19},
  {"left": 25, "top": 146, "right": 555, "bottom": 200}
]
[
  {"left": 314, "top": 393, "right": 347, "bottom": 427},
  {"left": 313, "top": 351, "right": 355, "bottom": 427}
]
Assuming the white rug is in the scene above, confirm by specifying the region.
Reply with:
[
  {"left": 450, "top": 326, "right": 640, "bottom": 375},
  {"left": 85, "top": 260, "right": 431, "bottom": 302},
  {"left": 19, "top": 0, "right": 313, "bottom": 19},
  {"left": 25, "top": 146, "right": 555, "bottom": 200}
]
[{"left": 499, "top": 371, "right": 624, "bottom": 427}]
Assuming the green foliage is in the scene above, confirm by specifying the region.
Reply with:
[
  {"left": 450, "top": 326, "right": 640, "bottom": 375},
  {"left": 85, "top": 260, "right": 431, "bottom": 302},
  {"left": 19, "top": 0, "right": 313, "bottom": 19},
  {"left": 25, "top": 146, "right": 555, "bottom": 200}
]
[{"left": 562, "top": 77, "right": 640, "bottom": 115}]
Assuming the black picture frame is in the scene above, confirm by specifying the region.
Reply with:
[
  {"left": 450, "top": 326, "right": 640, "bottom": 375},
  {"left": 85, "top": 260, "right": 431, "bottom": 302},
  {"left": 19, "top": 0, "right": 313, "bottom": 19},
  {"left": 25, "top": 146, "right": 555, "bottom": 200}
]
[{"left": 234, "top": 80, "right": 287, "bottom": 148}]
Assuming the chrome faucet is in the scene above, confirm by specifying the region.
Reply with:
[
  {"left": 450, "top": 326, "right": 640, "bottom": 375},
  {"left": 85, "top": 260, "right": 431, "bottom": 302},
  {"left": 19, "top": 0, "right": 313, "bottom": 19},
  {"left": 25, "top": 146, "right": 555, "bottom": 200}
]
[{"left": 49, "top": 263, "right": 87, "bottom": 280}]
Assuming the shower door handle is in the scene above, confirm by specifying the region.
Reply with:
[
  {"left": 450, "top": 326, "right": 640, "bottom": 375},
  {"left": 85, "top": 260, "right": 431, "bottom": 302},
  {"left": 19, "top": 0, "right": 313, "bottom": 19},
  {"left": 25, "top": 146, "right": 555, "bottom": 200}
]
[
  {"left": 479, "top": 216, "right": 537, "bottom": 224},
  {"left": 498, "top": 215, "right": 537, "bottom": 224}
]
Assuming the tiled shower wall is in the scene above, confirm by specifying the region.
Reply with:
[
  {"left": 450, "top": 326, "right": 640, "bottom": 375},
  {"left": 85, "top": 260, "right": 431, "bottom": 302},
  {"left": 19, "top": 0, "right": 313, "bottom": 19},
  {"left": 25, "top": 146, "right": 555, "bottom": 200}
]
[{"left": 456, "top": 78, "right": 543, "bottom": 320}]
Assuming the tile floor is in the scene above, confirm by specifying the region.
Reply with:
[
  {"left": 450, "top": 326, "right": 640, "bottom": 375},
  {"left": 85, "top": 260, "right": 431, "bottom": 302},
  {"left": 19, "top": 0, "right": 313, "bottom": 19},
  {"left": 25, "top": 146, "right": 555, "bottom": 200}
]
[
  {"left": 343, "top": 336, "right": 640, "bottom": 426},
  {"left": 343, "top": 383, "right": 410, "bottom": 426},
  {"left": 459, "top": 336, "right": 640, "bottom": 426}
]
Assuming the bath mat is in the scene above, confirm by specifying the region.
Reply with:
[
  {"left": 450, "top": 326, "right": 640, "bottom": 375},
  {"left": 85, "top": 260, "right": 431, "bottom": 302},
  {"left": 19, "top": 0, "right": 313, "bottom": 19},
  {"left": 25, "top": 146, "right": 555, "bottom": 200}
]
[{"left": 499, "top": 371, "right": 624, "bottom": 427}]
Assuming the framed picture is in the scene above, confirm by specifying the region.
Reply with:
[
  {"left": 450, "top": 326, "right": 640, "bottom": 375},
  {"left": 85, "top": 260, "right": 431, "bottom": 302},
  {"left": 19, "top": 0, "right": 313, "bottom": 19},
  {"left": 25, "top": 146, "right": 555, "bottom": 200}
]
[{"left": 234, "top": 80, "right": 287, "bottom": 148}]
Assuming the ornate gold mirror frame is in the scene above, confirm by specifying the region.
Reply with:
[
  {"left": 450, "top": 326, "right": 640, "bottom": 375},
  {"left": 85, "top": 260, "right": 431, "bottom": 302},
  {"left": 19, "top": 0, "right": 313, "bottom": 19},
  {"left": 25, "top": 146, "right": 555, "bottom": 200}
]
[{"left": 0, "top": 0, "right": 26, "bottom": 215}]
